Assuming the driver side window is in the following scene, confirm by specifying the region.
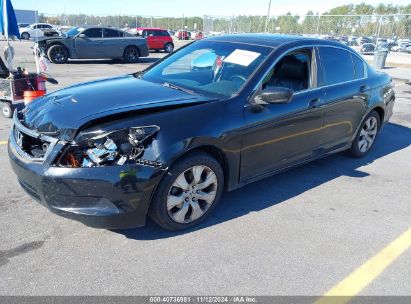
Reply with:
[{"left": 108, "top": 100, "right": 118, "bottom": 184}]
[{"left": 263, "top": 48, "right": 313, "bottom": 93}]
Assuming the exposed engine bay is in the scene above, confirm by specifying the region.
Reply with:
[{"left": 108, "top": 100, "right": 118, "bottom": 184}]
[{"left": 59, "top": 126, "right": 160, "bottom": 168}]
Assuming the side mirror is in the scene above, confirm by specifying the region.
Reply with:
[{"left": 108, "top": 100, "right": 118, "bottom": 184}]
[
  {"left": 78, "top": 33, "right": 86, "bottom": 38},
  {"left": 255, "top": 86, "right": 293, "bottom": 104}
]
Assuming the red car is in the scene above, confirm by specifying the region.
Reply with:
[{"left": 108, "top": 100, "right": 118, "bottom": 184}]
[
  {"left": 137, "top": 28, "right": 174, "bottom": 53},
  {"left": 195, "top": 32, "right": 203, "bottom": 40},
  {"left": 177, "top": 30, "right": 190, "bottom": 40}
]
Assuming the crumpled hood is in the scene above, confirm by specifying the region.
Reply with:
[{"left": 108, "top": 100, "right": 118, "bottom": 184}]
[{"left": 23, "top": 75, "right": 214, "bottom": 141}]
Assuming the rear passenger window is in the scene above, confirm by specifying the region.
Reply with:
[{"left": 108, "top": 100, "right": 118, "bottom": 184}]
[
  {"left": 352, "top": 54, "right": 365, "bottom": 79},
  {"left": 104, "top": 28, "right": 122, "bottom": 38},
  {"left": 320, "top": 47, "right": 354, "bottom": 86}
]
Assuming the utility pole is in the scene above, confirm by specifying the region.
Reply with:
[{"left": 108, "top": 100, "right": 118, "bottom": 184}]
[{"left": 264, "top": 0, "right": 272, "bottom": 33}]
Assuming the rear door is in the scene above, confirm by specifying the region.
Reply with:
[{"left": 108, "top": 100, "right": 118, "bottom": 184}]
[
  {"left": 102, "top": 28, "right": 124, "bottom": 58},
  {"left": 75, "top": 28, "right": 103, "bottom": 59},
  {"left": 318, "top": 46, "right": 369, "bottom": 151}
]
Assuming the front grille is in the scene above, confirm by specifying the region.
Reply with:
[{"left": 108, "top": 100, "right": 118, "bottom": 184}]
[
  {"left": 14, "top": 127, "right": 51, "bottom": 159},
  {"left": 12, "top": 111, "right": 58, "bottom": 162}
]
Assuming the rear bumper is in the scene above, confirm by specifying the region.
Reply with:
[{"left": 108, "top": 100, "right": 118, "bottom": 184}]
[{"left": 8, "top": 118, "right": 164, "bottom": 229}]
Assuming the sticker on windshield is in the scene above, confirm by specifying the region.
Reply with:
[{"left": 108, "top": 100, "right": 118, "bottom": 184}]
[{"left": 223, "top": 49, "right": 261, "bottom": 66}]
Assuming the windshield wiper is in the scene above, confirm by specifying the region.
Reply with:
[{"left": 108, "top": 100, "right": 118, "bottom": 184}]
[{"left": 161, "top": 82, "right": 197, "bottom": 95}]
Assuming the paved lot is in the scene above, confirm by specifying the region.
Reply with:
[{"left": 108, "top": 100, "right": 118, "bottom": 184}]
[{"left": 0, "top": 40, "right": 410, "bottom": 297}]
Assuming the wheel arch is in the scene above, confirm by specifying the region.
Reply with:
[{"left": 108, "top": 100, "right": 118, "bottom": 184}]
[
  {"left": 371, "top": 106, "right": 385, "bottom": 128},
  {"left": 161, "top": 143, "right": 232, "bottom": 192},
  {"left": 47, "top": 42, "right": 71, "bottom": 58},
  {"left": 124, "top": 45, "right": 140, "bottom": 55}
]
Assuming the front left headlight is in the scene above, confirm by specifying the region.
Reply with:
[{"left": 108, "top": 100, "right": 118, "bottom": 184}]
[{"left": 58, "top": 126, "right": 160, "bottom": 168}]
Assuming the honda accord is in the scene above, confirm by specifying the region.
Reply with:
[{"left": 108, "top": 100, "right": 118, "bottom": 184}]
[{"left": 8, "top": 34, "right": 395, "bottom": 231}]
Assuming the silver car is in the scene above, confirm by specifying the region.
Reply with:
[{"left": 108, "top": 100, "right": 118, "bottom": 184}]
[{"left": 37, "top": 26, "right": 149, "bottom": 64}]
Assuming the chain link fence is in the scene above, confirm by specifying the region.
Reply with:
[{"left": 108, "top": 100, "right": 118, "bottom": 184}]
[
  {"left": 39, "top": 13, "right": 411, "bottom": 38},
  {"left": 203, "top": 14, "right": 411, "bottom": 38}
]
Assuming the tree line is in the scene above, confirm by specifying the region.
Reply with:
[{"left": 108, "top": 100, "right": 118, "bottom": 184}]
[{"left": 40, "top": 3, "right": 411, "bottom": 38}]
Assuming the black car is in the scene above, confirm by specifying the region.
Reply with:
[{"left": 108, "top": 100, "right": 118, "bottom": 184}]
[{"left": 8, "top": 34, "right": 395, "bottom": 231}]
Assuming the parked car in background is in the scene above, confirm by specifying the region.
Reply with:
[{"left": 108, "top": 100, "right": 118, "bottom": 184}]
[
  {"left": 17, "top": 23, "right": 30, "bottom": 28},
  {"left": 195, "top": 31, "right": 203, "bottom": 40},
  {"left": 19, "top": 23, "right": 59, "bottom": 40},
  {"left": 8, "top": 34, "right": 394, "bottom": 231},
  {"left": 176, "top": 30, "right": 190, "bottom": 40},
  {"left": 36, "top": 26, "right": 149, "bottom": 64},
  {"left": 137, "top": 28, "right": 174, "bottom": 53},
  {"left": 358, "top": 36, "right": 373, "bottom": 45},
  {"left": 361, "top": 43, "right": 376, "bottom": 55},
  {"left": 391, "top": 43, "right": 411, "bottom": 52}
]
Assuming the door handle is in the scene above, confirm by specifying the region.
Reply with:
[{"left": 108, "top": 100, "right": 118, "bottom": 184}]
[
  {"left": 359, "top": 85, "right": 370, "bottom": 93},
  {"left": 309, "top": 97, "right": 321, "bottom": 108}
]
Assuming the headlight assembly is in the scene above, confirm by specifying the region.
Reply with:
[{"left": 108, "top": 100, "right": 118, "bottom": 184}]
[{"left": 58, "top": 126, "right": 160, "bottom": 168}]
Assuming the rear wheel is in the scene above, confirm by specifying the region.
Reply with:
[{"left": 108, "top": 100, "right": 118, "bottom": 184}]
[
  {"left": 21, "top": 32, "right": 30, "bottom": 40},
  {"left": 347, "top": 110, "right": 380, "bottom": 157},
  {"left": 149, "top": 151, "right": 224, "bottom": 231},
  {"left": 47, "top": 45, "right": 69, "bottom": 64},
  {"left": 164, "top": 43, "right": 174, "bottom": 53},
  {"left": 123, "top": 46, "right": 139, "bottom": 63},
  {"left": 2, "top": 102, "right": 13, "bottom": 118}
]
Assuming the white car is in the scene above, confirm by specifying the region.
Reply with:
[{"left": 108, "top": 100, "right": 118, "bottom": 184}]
[{"left": 19, "top": 23, "right": 58, "bottom": 40}]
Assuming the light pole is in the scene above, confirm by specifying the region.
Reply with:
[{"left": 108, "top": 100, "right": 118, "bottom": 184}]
[{"left": 264, "top": 0, "right": 272, "bottom": 33}]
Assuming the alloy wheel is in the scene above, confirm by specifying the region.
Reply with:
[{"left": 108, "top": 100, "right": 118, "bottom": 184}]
[
  {"left": 51, "top": 47, "right": 67, "bottom": 63},
  {"left": 167, "top": 165, "right": 218, "bottom": 224},
  {"left": 125, "top": 47, "right": 139, "bottom": 63},
  {"left": 358, "top": 116, "right": 378, "bottom": 152}
]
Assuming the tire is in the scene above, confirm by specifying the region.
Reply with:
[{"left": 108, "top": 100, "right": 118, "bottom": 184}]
[
  {"left": 123, "top": 46, "right": 140, "bottom": 63},
  {"left": 164, "top": 43, "right": 174, "bottom": 53},
  {"left": 47, "top": 45, "right": 69, "bottom": 64},
  {"left": 21, "top": 32, "right": 30, "bottom": 40},
  {"left": 347, "top": 110, "right": 381, "bottom": 158},
  {"left": 2, "top": 102, "right": 13, "bottom": 118},
  {"left": 149, "top": 151, "right": 224, "bottom": 231}
]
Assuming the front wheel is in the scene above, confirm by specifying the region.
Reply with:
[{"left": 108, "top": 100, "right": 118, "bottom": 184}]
[
  {"left": 123, "top": 46, "right": 139, "bottom": 63},
  {"left": 149, "top": 151, "right": 224, "bottom": 231},
  {"left": 347, "top": 110, "right": 380, "bottom": 157},
  {"left": 47, "top": 45, "right": 69, "bottom": 64}
]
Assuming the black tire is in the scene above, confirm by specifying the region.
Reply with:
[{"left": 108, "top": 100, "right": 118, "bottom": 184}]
[
  {"left": 47, "top": 45, "right": 69, "bottom": 64},
  {"left": 149, "top": 151, "right": 224, "bottom": 231},
  {"left": 123, "top": 46, "right": 140, "bottom": 63},
  {"left": 21, "top": 32, "right": 30, "bottom": 40},
  {"left": 2, "top": 102, "right": 13, "bottom": 118},
  {"left": 347, "top": 110, "right": 381, "bottom": 158},
  {"left": 164, "top": 42, "right": 174, "bottom": 53}
]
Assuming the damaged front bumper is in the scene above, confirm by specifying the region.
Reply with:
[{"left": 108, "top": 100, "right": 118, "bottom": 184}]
[{"left": 8, "top": 112, "right": 165, "bottom": 229}]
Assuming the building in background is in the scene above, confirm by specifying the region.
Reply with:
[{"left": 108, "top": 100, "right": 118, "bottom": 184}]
[{"left": 15, "top": 9, "right": 38, "bottom": 24}]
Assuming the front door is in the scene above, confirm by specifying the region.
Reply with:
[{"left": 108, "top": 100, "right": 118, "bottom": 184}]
[
  {"left": 75, "top": 28, "right": 103, "bottom": 59},
  {"left": 241, "top": 48, "right": 325, "bottom": 182}
]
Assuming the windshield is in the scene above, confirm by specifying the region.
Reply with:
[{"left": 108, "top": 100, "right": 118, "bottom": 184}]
[
  {"left": 142, "top": 40, "right": 271, "bottom": 98},
  {"left": 66, "top": 27, "right": 84, "bottom": 38}
]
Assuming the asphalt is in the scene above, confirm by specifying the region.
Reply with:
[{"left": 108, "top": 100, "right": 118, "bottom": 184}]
[{"left": 0, "top": 40, "right": 410, "bottom": 296}]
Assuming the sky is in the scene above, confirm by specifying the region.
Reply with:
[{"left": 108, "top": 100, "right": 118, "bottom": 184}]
[{"left": 12, "top": 0, "right": 411, "bottom": 17}]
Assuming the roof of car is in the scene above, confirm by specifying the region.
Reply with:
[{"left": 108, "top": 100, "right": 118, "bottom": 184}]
[{"left": 205, "top": 34, "right": 350, "bottom": 50}]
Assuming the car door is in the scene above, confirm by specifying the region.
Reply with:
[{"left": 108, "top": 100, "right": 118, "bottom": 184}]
[
  {"left": 144, "top": 30, "right": 155, "bottom": 49},
  {"left": 75, "top": 28, "right": 103, "bottom": 59},
  {"left": 318, "top": 46, "right": 369, "bottom": 151},
  {"left": 31, "top": 24, "right": 43, "bottom": 38},
  {"left": 102, "top": 28, "right": 124, "bottom": 58},
  {"left": 241, "top": 47, "right": 326, "bottom": 182}
]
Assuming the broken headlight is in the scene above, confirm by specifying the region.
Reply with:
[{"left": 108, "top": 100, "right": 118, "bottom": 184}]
[{"left": 58, "top": 126, "right": 160, "bottom": 168}]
